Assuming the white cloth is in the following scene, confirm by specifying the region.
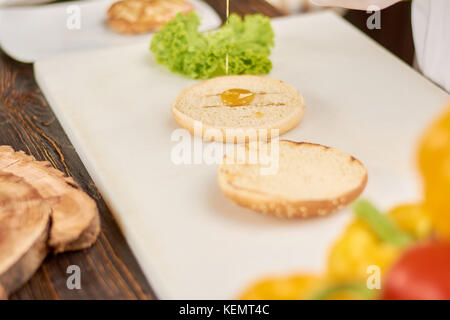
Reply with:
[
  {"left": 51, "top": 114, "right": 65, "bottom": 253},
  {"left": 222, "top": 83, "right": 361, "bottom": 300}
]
[
  {"left": 412, "top": 0, "right": 450, "bottom": 92},
  {"left": 311, "top": 0, "right": 402, "bottom": 10}
]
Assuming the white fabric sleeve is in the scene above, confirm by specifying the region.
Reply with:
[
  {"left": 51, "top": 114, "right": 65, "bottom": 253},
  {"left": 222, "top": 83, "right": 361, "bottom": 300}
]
[
  {"left": 412, "top": 0, "right": 450, "bottom": 92},
  {"left": 310, "top": 0, "right": 402, "bottom": 10}
]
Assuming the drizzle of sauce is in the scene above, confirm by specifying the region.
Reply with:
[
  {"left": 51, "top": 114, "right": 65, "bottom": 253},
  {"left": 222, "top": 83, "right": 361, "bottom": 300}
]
[{"left": 221, "top": 88, "right": 255, "bottom": 107}]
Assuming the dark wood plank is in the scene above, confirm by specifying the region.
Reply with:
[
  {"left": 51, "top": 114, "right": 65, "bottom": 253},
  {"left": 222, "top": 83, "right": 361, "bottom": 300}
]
[
  {"left": 0, "top": 0, "right": 281, "bottom": 300},
  {"left": 205, "top": 0, "right": 284, "bottom": 21}
]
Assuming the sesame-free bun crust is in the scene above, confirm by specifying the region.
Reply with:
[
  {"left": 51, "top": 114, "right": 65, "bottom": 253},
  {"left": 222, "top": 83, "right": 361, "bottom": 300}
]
[
  {"left": 218, "top": 140, "right": 368, "bottom": 218},
  {"left": 172, "top": 75, "right": 306, "bottom": 142}
]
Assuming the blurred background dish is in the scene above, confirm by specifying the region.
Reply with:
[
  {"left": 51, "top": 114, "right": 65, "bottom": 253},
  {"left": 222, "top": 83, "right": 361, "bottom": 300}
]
[
  {"left": 107, "top": 0, "right": 194, "bottom": 34},
  {"left": 0, "top": 0, "right": 221, "bottom": 62}
]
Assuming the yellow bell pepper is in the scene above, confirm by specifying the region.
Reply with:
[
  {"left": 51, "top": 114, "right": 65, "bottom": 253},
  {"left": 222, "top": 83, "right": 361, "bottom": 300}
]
[
  {"left": 388, "top": 203, "right": 433, "bottom": 239},
  {"left": 418, "top": 105, "right": 450, "bottom": 238},
  {"left": 238, "top": 274, "right": 323, "bottom": 300},
  {"left": 327, "top": 200, "right": 416, "bottom": 283},
  {"left": 238, "top": 273, "right": 369, "bottom": 300},
  {"left": 327, "top": 219, "right": 401, "bottom": 282}
]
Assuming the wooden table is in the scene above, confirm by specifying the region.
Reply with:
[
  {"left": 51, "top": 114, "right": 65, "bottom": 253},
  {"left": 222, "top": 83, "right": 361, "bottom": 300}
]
[
  {"left": 0, "top": 0, "right": 282, "bottom": 300},
  {"left": 0, "top": 0, "right": 413, "bottom": 299}
]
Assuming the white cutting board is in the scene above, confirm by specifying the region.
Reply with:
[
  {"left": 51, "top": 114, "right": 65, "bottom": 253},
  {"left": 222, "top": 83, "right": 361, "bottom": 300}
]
[
  {"left": 0, "top": 0, "right": 221, "bottom": 63},
  {"left": 34, "top": 12, "right": 449, "bottom": 299}
]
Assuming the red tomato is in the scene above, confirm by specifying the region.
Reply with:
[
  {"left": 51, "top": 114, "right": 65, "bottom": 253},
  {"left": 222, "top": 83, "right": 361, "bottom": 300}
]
[{"left": 381, "top": 241, "right": 450, "bottom": 300}]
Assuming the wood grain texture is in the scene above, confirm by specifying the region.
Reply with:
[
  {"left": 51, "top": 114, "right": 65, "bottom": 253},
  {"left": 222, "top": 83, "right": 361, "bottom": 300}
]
[{"left": 0, "top": 0, "right": 281, "bottom": 300}]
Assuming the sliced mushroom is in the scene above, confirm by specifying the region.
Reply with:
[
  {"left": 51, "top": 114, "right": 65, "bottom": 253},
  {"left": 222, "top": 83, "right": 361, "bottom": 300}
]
[
  {"left": 0, "top": 173, "right": 51, "bottom": 296},
  {"left": 0, "top": 146, "right": 100, "bottom": 253}
]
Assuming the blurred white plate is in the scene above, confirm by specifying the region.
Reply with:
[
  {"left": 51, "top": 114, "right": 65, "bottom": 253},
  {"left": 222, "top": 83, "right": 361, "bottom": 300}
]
[{"left": 0, "top": 0, "right": 221, "bottom": 62}]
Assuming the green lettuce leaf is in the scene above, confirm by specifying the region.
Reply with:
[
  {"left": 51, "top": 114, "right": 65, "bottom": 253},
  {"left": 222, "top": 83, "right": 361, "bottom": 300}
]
[{"left": 150, "top": 12, "right": 274, "bottom": 79}]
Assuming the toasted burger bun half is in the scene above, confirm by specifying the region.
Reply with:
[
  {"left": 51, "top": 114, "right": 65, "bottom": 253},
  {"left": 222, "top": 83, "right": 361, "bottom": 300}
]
[
  {"left": 107, "top": 0, "right": 193, "bottom": 34},
  {"left": 172, "top": 75, "right": 305, "bottom": 143},
  {"left": 218, "top": 140, "right": 368, "bottom": 218}
]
